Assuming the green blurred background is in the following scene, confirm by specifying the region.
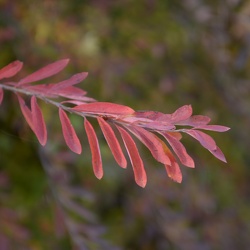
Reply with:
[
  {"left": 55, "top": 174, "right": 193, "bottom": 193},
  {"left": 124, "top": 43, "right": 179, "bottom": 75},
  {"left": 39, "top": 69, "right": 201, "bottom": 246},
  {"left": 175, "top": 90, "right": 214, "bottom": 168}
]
[{"left": 0, "top": 1, "right": 249, "bottom": 249}]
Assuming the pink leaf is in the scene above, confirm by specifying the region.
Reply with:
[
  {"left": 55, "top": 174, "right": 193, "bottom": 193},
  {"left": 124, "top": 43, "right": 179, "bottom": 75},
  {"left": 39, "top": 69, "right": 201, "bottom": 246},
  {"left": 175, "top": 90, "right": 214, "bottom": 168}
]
[
  {"left": 55, "top": 86, "right": 88, "bottom": 100},
  {"left": 208, "top": 146, "right": 227, "bottom": 163},
  {"left": 72, "top": 102, "right": 135, "bottom": 116},
  {"left": 126, "top": 126, "right": 171, "bottom": 165},
  {"left": 177, "top": 115, "right": 211, "bottom": 126},
  {"left": 60, "top": 94, "right": 95, "bottom": 103},
  {"left": 167, "top": 131, "right": 182, "bottom": 140},
  {"left": 161, "top": 132, "right": 195, "bottom": 168},
  {"left": 194, "top": 125, "right": 230, "bottom": 132},
  {"left": 134, "top": 111, "right": 165, "bottom": 120},
  {"left": 0, "top": 87, "right": 3, "bottom": 105},
  {"left": 50, "top": 72, "right": 88, "bottom": 91},
  {"left": 18, "top": 59, "right": 69, "bottom": 85},
  {"left": 61, "top": 98, "right": 96, "bottom": 106},
  {"left": 162, "top": 144, "right": 183, "bottom": 183},
  {"left": 170, "top": 105, "right": 193, "bottom": 122},
  {"left": 59, "top": 108, "right": 82, "bottom": 154},
  {"left": 185, "top": 130, "right": 217, "bottom": 151},
  {"left": 0, "top": 60, "right": 23, "bottom": 80},
  {"left": 84, "top": 118, "right": 103, "bottom": 179},
  {"left": 31, "top": 96, "right": 47, "bottom": 146},
  {"left": 116, "top": 125, "right": 147, "bottom": 187},
  {"left": 17, "top": 95, "right": 47, "bottom": 146},
  {"left": 97, "top": 117, "right": 127, "bottom": 168},
  {"left": 142, "top": 121, "right": 175, "bottom": 131},
  {"left": 17, "top": 94, "right": 34, "bottom": 131},
  {"left": 165, "top": 162, "right": 182, "bottom": 183},
  {"left": 26, "top": 84, "right": 56, "bottom": 97},
  {"left": 155, "top": 114, "right": 171, "bottom": 122}
]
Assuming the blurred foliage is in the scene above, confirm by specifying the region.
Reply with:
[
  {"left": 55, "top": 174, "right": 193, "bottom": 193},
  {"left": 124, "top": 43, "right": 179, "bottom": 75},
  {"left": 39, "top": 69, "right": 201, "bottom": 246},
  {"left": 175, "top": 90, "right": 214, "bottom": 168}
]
[{"left": 0, "top": 0, "right": 250, "bottom": 249}]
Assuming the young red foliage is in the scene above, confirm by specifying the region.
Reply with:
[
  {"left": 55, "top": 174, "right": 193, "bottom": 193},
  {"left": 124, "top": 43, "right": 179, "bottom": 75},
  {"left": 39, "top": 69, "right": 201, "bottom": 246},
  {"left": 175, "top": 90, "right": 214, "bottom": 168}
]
[
  {"left": 127, "top": 126, "right": 171, "bottom": 165},
  {"left": 170, "top": 104, "right": 193, "bottom": 123},
  {"left": 84, "top": 118, "right": 103, "bottom": 179},
  {"left": 50, "top": 72, "right": 88, "bottom": 91},
  {"left": 0, "top": 59, "right": 230, "bottom": 187},
  {"left": 72, "top": 102, "right": 135, "bottom": 116},
  {"left": 18, "top": 59, "right": 69, "bottom": 85},
  {"left": 160, "top": 132, "right": 195, "bottom": 168},
  {"left": 0, "top": 60, "right": 23, "bottom": 80},
  {"left": 194, "top": 125, "right": 230, "bottom": 132},
  {"left": 177, "top": 115, "right": 211, "bottom": 126},
  {"left": 184, "top": 130, "right": 217, "bottom": 151},
  {"left": 97, "top": 117, "right": 127, "bottom": 169},
  {"left": 31, "top": 96, "right": 47, "bottom": 146},
  {"left": 116, "top": 125, "right": 146, "bottom": 187},
  {"left": 165, "top": 163, "right": 182, "bottom": 183},
  {"left": 59, "top": 108, "right": 82, "bottom": 154},
  {"left": 56, "top": 86, "right": 90, "bottom": 101},
  {"left": 17, "top": 94, "right": 34, "bottom": 132},
  {"left": 17, "top": 95, "right": 47, "bottom": 146},
  {"left": 208, "top": 146, "right": 227, "bottom": 163}
]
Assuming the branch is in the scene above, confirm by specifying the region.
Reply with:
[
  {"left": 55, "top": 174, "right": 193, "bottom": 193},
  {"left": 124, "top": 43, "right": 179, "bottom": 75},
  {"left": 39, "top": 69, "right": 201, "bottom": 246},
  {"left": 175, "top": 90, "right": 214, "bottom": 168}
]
[{"left": 0, "top": 59, "right": 230, "bottom": 187}]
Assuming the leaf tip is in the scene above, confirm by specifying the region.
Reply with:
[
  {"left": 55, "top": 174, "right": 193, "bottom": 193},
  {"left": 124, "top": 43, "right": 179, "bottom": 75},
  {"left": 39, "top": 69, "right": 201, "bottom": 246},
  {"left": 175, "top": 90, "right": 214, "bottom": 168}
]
[
  {"left": 137, "top": 179, "right": 147, "bottom": 188},
  {"left": 95, "top": 172, "right": 103, "bottom": 180}
]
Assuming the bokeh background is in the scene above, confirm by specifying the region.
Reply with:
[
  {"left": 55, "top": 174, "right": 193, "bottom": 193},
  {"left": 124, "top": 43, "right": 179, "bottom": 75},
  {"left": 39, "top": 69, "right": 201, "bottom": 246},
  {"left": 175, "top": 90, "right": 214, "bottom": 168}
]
[{"left": 0, "top": 1, "right": 250, "bottom": 249}]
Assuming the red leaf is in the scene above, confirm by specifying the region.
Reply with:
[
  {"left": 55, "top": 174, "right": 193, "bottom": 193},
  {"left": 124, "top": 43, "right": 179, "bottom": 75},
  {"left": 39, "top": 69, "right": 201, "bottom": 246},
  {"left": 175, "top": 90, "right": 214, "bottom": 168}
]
[
  {"left": 50, "top": 72, "right": 88, "bottom": 91},
  {"left": 72, "top": 102, "right": 135, "bottom": 116},
  {"left": 17, "top": 94, "right": 34, "bottom": 131},
  {"left": 0, "top": 87, "right": 3, "bottom": 105},
  {"left": 127, "top": 126, "right": 171, "bottom": 165},
  {"left": 60, "top": 94, "right": 95, "bottom": 103},
  {"left": 26, "top": 84, "right": 94, "bottom": 101},
  {"left": 134, "top": 111, "right": 164, "bottom": 120},
  {"left": 56, "top": 86, "right": 88, "bottom": 100},
  {"left": 26, "top": 84, "right": 56, "bottom": 97},
  {"left": 161, "top": 132, "right": 195, "bottom": 168},
  {"left": 116, "top": 125, "right": 146, "bottom": 187},
  {"left": 171, "top": 105, "right": 193, "bottom": 122},
  {"left": 31, "top": 96, "right": 47, "bottom": 146},
  {"left": 177, "top": 115, "right": 211, "bottom": 126},
  {"left": 0, "top": 60, "right": 23, "bottom": 80},
  {"left": 155, "top": 114, "right": 171, "bottom": 122},
  {"left": 142, "top": 121, "right": 175, "bottom": 131},
  {"left": 97, "top": 117, "right": 127, "bottom": 168},
  {"left": 18, "top": 59, "right": 69, "bottom": 85},
  {"left": 162, "top": 143, "right": 183, "bottom": 182},
  {"left": 208, "top": 146, "right": 227, "bottom": 163},
  {"left": 185, "top": 130, "right": 217, "bottom": 151},
  {"left": 167, "top": 131, "right": 182, "bottom": 140},
  {"left": 194, "top": 125, "right": 230, "bottom": 132},
  {"left": 165, "top": 162, "right": 182, "bottom": 183},
  {"left": 84, "top": 118, "right": 103, "bottom": 179},
  {"left": 17, "top": 95, "right": 47, "bottom": 146},
  {"left": 59, "top": 108, "right": 82, "bottom": 154},
  {"left": 60, "top": 100, "right": 89, "bottom": 106}
]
